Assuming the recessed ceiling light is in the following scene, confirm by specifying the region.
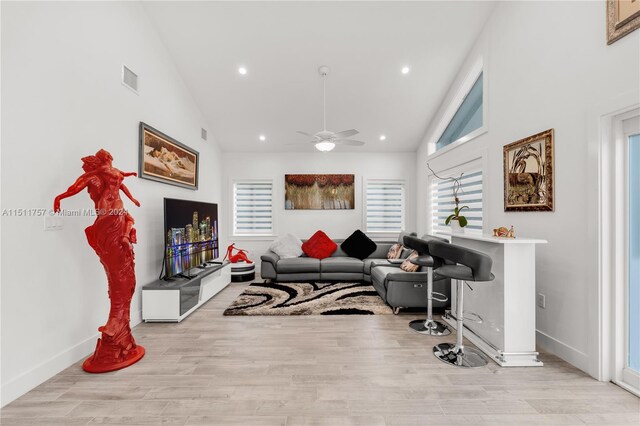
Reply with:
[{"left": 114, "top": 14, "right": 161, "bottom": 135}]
[
  {"left": 238, "top": 67, "right": 247, "bottom": 75},
  {"left": 259, "top": 135, "right": 266, "bottom": 141},
  {"left": 379, "top": 135, "right": 387, "bottom": 141},
  {"left": 401, "top": 66, "right": 410, "bottom": 75}
]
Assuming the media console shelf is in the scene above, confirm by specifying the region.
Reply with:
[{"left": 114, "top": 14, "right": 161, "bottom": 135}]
[{"left": 142, "top": 262, "right": 231, "bottom": 322}]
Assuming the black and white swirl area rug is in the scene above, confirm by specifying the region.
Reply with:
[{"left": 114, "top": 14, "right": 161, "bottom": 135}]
[{"left": 223, "top": 282, "right": 393, "bottom": 316}]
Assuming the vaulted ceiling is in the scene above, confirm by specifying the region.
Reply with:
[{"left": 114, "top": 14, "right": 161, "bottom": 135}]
[{"left": 143, "top": 1, "right": 496, "bottom": 152}]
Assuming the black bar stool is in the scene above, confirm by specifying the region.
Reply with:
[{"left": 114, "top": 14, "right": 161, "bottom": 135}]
[
  {"left": 427, "top": 240, "right": 495, "bottom": 368},
  {"left": 403, "top": 236, "right": 450, "bottom": 336}
]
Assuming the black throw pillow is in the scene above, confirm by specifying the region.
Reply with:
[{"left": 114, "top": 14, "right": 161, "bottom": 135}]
[{"left": 341, "top": 230, "right": 377, "bottom": 260}]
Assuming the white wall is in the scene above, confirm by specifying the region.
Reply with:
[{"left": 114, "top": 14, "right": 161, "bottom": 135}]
[
  {"left": 222, "top": 151, "right": 416, "bottom": 267},
  {"left": 0, "top": 2, "right": 223, "bottom": 405},
  {"left": 416, "top": 1, "right": 640, "bottom": 375}
]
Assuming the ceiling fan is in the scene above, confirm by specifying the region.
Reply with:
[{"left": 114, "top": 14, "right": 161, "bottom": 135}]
[{"left": 295, "top": 66, "right": 366, "bottom": 152}]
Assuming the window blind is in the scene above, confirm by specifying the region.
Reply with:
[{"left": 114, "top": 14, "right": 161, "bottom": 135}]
[
  {"left": 365, "top": 180, "right": 405, "bottom": 233},
  {"left": 431, "top": 170, "right": 483, "bottom": 233},
  {"left": 233, "top": 181, "right": 273, "bottom": 235}
]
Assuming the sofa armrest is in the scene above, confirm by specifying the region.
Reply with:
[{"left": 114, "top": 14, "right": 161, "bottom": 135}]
[
  {"left": 388, "top": 259, "right": 405, "bottom": 265},
  {"left": 260, "top": 251, "right": 281, "bottom": 266}
]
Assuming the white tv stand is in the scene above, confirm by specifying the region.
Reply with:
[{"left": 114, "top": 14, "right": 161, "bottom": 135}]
[{"left": 142, "top": 262, "right": 231, "bottom": 322}]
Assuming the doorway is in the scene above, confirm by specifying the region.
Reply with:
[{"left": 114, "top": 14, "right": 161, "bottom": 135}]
[{"left": 611, "top": 108, "right": 640, "bottom": 396}]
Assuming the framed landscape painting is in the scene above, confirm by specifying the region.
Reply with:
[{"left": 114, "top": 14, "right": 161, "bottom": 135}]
[
  {"left": 503, "top": 129, "right": 554, "bottom": 212},
  {"left": 285, "top": 174, "right": 355, "bottom": 210},
  {"left": 139, "top": 122, "right": 199, "bottom": 189}
]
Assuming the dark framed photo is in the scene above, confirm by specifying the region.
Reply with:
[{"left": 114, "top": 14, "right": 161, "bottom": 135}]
[
  {"left": 503, "top": 129, "right": 554, "bottom": 212},
  {"left": 139, "top": 122, "right": 199, "bottom": 190}
]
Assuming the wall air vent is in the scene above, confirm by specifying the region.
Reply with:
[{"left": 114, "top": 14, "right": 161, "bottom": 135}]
[
  {"left": 201, "top": 128, "right": 208, "bottom": 141},
  {"left": 122, "top": 65, "right": 139, "bottom": 94}
]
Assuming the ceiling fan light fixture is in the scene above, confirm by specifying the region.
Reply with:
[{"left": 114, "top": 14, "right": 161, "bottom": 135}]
[
  {"left": 315, "top": 141, "right": 335, "bottom": 152},
  {"left": 295, "top": 66, "right": 364, "bottom": 150}
]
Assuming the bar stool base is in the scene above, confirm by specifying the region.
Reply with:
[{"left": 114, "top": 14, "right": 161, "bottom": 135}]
[
  {"left": 409, "top": 319, "right": 451, "bottom": 336},
  {"left": 433, "top": 343, "right": 488, "bottom": 368}
]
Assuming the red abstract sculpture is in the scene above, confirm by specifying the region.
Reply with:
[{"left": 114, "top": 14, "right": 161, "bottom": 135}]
[
  {"left": 54, "top": 149, "right": 145, "bottom": 373},
  {"left": 223, "top": 243, "right": 253, "bottom": 264}
]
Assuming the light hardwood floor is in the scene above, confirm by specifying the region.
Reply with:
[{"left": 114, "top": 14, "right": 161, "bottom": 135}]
[{"left": 1, "top": 281, "right": 638, "bottom": 425}]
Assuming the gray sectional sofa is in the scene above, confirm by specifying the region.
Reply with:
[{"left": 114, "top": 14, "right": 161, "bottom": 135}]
[{"left": 260, "top": 233, "right": 451, "bottom": 311}]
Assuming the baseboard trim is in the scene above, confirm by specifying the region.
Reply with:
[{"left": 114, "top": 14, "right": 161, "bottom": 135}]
[
  {"left": 536, "top": 329, "right": 590, "bottom": 374},
  {"left": 0, "top": 333, "right": 98, "bottom": 407}
]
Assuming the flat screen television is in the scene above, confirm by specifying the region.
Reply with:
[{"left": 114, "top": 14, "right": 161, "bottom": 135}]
[{"left": 163, "top": 198, "right": 219, "bottom": 279}]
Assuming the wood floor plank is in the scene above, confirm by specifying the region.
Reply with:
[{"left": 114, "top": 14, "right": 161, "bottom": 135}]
[
  {"left": 88, "top": 417, "right": 188, "bottom": 425},
  {"left": 186, "top": 416, "right": 286, "bottom": 425},
  {"left": 0, "top": 400, "right": 80, "bottom": 418},
  {"left": 286, "top": 415, "right": 386, "bottom": 426},
  {"left": 1, "top": 280, "right": 637, "bottom": 425},
  {"left": 0, "top": 417, "right": 93, "bottom": 425},
  {"left": 526, "top": 397, "right": 640, "bottom": 414},
  {"left": 66, "top": 401, "right": 170, "bottom": 417}
]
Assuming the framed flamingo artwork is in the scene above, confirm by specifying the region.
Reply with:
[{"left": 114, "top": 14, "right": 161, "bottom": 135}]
[{"left": 503, "top": 129, "right": 555, "bottom": 212}]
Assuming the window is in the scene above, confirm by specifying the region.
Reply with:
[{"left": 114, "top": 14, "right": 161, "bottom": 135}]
[
  {"left": 436, "top": 72, "right": 483, "bottom": 151},
  {"left": 365, "top": 180, "right": 405, "bottom": 233},
  {"left": 232, "top": 180, "right": 273, "bottom": 236},
  {"left": 430, "top": 167, "right": 483, "bottom": 233}
]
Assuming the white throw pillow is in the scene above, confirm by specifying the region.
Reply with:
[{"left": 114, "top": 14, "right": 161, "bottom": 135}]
[{"left": 269, "top": 233, "right": 303, "bottom": 259}]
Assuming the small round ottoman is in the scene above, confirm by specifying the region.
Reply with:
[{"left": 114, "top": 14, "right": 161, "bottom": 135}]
[{"left": 230, "top": 262, "right": 256, "bottom": 282}]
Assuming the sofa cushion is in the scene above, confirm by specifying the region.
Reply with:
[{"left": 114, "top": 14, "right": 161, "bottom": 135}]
[
  {"left": 340, "top": 230, "right": 377, "bottom": 260},
  {"left": 277, "top": 257, "right": 320, "bottom": 273},
  {"left": 329, "top": 245, "right": 349, "bottom": 257},
  {"left": 321, "top": 257, "right": 364, "bottom": 273},
  {"left": 371, "top": 265, "right": 399, "bottom": 286},
  {"left": 302, "top": 230, "right": 337, "bottom": 259},
  {"left": 269, "top": 233, "right": 303, "bottom": 259},
  {"left": 364, "top": 258, "right": 392, "bottom": 275},
  {"left": 367, "top": 243, "right": 394, "bottom": 259}
]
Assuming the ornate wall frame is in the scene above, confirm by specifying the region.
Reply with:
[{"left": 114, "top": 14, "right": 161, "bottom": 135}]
[
  {"left": 503, "top": 129, "right": 555, "bottom": 212},
  {"left": 607, "top": 0, "right": 640, "bottom": 45}
]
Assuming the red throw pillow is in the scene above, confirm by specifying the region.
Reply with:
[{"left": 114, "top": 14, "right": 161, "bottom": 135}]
[{"left": 302, "top": 230, "right": 337, "bottom": 259}]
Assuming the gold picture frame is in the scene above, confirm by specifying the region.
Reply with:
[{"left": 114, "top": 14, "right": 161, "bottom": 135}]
[
  {"left": 139, "top": 122, "right": 199, "bottom": 189},
  {"left": 503, "top": 129, "right": 554, "bottom": 212},
  {"left": 607, "top": 0, "right": 640, "bottom": 44}
]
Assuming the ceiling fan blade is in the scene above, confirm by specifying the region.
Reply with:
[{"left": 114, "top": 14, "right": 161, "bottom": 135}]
[
  {"left": 296, "top": 131, "right": 315, "bottom": 137},
  {"left": 332, "top": 129, "right": 359, "bottom": 139},
  {"left": 335, "top": 139, "right": 365, "bottom": 146},
  {"left": 285, "top": 141, "right": 315, "bottom": 146}
]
